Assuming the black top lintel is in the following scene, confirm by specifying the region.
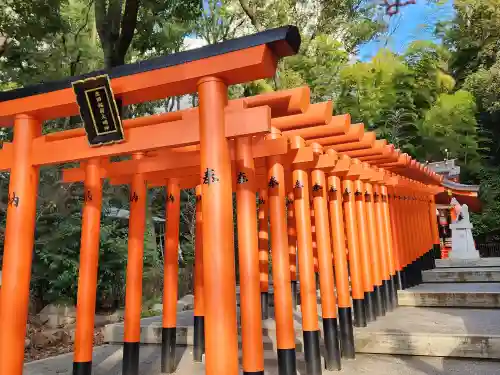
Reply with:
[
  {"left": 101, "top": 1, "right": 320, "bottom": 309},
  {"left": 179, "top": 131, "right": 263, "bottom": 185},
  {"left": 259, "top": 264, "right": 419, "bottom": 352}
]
[{"left": 0, "top": 25, "right": 300, "bottom": 103}]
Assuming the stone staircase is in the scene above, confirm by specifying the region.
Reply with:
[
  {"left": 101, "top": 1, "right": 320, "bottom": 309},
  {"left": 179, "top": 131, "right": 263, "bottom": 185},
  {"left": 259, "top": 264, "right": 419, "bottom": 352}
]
[
  {"left": 359, "top": 258, "right": 500, "bottom": 359},
  {"left": 103, "top": 257, "right": 500, "bottom": 373}
]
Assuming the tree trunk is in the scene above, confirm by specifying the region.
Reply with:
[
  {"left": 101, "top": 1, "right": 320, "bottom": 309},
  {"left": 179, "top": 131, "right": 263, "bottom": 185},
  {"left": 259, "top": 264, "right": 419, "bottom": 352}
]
[
  {"left": 94, "top": 0, "right": 139, "bottom": 70},
  {"left": 238, "top": 0, "right": 262, "bottom": 31}
]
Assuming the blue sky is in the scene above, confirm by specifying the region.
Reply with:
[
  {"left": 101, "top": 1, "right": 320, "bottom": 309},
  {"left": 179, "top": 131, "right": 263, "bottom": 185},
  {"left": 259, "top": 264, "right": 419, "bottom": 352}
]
[{"left": 358, "top": 0, "right": 455, "bottom": 61}]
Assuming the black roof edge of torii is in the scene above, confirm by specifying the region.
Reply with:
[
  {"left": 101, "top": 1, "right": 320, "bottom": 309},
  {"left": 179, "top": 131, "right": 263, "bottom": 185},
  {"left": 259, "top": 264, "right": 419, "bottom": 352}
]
[{"left": 0, "top": 25, "right": 301, "bottom": 103}]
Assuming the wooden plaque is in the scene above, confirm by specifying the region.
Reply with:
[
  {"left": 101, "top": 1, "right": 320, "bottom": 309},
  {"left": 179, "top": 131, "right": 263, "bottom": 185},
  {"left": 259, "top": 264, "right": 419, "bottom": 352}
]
[{"left": 72, "top": 75, "right": 124, "bottom": 146}]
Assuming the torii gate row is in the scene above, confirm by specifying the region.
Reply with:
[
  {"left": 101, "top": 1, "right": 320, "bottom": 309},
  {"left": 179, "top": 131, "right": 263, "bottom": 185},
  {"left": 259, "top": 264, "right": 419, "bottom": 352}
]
[
  {"left": 62, "top": 145, "right": 396, "bottom": 374},
  {"left": 54, "top": 93, "right": 352, "bottom": 375},
  {"left": 345, "top": 139, "right": 445, "bottom": 276},
  {"left": 388, "top": 178, "right": 443, "bottom": 288},
  {"left": 56, "top": 103, "right": 440, "bottom": 375},
  {"left": 0, "top": 86, "right": 356, "bottom": 375},
  {"left": 321, "top": 126, "right": 444, "bottom": 288},
  {"left": 49, "top": 94, "right": 378, "bottom": 375},
  {"left": 0, "top": 35, "right": 443, "bottom": 375},
  {"left": 0, "top": 25, "right": 303, "bottom": 375}
]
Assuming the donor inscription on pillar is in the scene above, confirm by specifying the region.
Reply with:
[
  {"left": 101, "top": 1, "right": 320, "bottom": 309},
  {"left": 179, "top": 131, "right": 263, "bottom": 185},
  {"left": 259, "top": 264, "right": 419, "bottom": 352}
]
[{"left": 72, "top": 74, "right": 124, "bottom": 146}]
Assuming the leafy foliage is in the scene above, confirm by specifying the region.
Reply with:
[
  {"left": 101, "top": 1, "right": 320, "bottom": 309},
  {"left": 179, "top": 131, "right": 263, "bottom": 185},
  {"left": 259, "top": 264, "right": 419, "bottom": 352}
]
[
  {"left": 470, "top": 167, "right": 500, "bottom": 237},
  {"left": 441, "top": 0, "right": 500, "bottom": 234},
  {"left": 0, "top": 0, "right": 498, "bottom": 309},
  {"left": 441, "top": 0, "right": 500, "bottom": 84}
]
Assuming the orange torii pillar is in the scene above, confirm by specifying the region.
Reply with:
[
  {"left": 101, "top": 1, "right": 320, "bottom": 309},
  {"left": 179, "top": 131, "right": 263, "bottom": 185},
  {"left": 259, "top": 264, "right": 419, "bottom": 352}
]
[
  {"left": 310, "top": 150, "right": 341, "bottom": 371},
  {"left": 380, "top": 184, "right": 398, "bottom": 308},
  {"left": 387, "top": 186, "right": 404, "bottom": 291},
  {"left": 408, "top": 190, "right": 424, "bottom": 285},
  {"left": 326, "top": 152, "right": 355, "bottom": 358},
  {"left": 123, "top": 153, "right": 147, "bottom": 375},
  {"left": 198, "top": 78, "right": 239, "bottom": 375},
  {"left": 352, "top": 163, "right": 376, "bottom": 322},
  {"left": 0, "top": 115, "right": 40, "bottom": 375},
  {"left": 397, "top": 190, "right": 412, "bottom": 288},
  {"left": 193, "top": 185, "right": 205, "bottom": 362},
  {"left": 258, "top": 188, "right": 270, "bottom": 319},
  {"left": 258, "top": 188, "right": 271, "bottom": 319},
  {"left": 416, "top": 191, "right": 437, "bottom": 272},
  {"left": 310, "top": 211, "right": 320, "bottom": 291},
  {"left": 342, "top": 172, "right": 367, "bottom": 327},
  {"left": 400, "top": 189, "right": 420, "bottom": 287},
  {"left": 291, "top": 136, "right": 322, "bottom": 375},
  {"left": 409, "top": 190, "right": 425, "bottom": 286},
  {"left": 364, "top": 178, "right": 386, "bottom": 317},
  {"left": 286, "top": 192, "right": 299, "bottom": 309},
  {"left": 266, "top": 133, "right": 297, "bottom": 375},
  {"left": 429, "top": 195, "right": 441, "bottom": 262},
  {"left": 162, "top": 178, "right": 181, "bottom": 373},
  {"left": 235, "top": 137, "right": 265, "bottom": 375},
  {"left": 395, "top": 189, "right": 412, "bottom": 289},
  {"left": 73, "top": 158, "right": 103, "bottom": 375},
  {"left": 373, "top": 183, "right": 393, "bottom": 312},
  {"left": 418, "top": 191, "right": 435, "bottom": 272}
]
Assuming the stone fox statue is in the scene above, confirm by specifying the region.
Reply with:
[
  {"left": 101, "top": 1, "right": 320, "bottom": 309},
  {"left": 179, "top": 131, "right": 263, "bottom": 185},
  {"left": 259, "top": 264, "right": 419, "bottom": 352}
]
[
  {"left": 450, "top": 197, "right": 464, "bottom": 223},
  {"left": 449, "top": 198, "right": 479, "bottom": 260}
]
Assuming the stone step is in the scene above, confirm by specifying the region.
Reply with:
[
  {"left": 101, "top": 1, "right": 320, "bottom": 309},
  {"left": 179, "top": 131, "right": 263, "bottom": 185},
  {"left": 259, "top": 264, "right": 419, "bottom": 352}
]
[
  {"left": 422, "top": 267, "right": 500, "bottom": 283},
  {"left": 354, "top": 307, "right": 500, "bottom": 359},
  {"left": 104, "top": 307, "right": 500, "bottom": 359},
  {"left": 435, "top": 258, "right": 500, "bottom": 268},
  {"left": 24, "top": 344, "right": 500, "bottom": 375},
  {"left": 397, "top": 283, "right": 500, "bottom": 308}
]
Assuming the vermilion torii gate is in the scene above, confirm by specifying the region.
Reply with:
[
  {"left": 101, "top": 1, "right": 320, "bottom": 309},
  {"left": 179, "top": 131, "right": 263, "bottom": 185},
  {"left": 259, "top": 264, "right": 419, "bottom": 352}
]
[
  {"left": 75, "top": 107, "right": 443, "bottom": 375},
  {"left": 61, "top": 93, "right": 347, "bottom": 375},
  {"left": 0, "top": 26, "right": 301, "bottom": 375},
  {"left": 0, "top": 24, "right": 447, "bottom": 375}
]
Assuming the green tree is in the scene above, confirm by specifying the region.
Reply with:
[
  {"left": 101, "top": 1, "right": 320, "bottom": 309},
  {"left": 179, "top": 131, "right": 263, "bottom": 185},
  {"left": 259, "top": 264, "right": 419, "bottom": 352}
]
[
  {"left": 336, "top": 50, "right": 416, "bottom": 131},
  {"left": 417, "top": 90, "right": 480, "bottom": 165},
  {"left": 283, "top": 35, "right": 349, "bottom": 102},
  {"left": 0, "top": 0, "right": 203, "bottom": 309},
  {"left": 441, "top": 0, "right": 500, "bottom": 85},
  {"left": 440, "top": 0, "right": 500, "bottom": 235}
]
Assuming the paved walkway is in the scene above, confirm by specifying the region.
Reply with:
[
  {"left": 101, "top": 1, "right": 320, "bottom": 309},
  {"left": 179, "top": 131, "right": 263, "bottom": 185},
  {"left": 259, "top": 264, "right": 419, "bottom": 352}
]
[{"left": 24, "top": 344, "right": 500, "bottom": 375}]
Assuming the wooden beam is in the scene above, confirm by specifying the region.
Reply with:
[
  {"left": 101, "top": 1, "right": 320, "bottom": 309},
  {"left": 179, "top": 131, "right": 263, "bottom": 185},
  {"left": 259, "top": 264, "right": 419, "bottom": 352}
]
[
  {"left": 62, "top": 137, "right": 288, "bottom": 183},
  {"left": 29, "top": 106, "right": 270, "bottom": 167}
]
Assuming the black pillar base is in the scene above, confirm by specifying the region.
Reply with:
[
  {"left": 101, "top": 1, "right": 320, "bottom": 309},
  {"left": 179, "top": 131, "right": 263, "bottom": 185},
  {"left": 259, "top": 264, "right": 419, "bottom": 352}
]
[
  {"left": 421, "top": 251, "right": 432, "bottom": 271},
  {"left": 244, "top": 372, "right": 265, "bottom": 375},
  {"left": 400, "top": 266, "right": 408, "bottom": 289},
  {"left": 303, "top": 330, "right": 322, "bottom": 375},
  {"left": 382, "top": 279, "right": 393, "bottom": 312},
  {"left": 395, "top": 270, "right": 403, "bottom": 290},
  {"left": 123, "top": 342, "right": 140, "bottom": 375},
  {"left": 161, "top": 327, "right": 176, "bottom": 373},
  {"left": 413, "top": 258, "right": 423, "bottom": 285},
  {"left": 323, "top": 318, "right": 341, "bottom": 371},
  {"left": 193, "top": 316, "right": 205, "bottom": 362},
  {"left": 364, "top": 291, "right": 376, "bottom": 322},
  {"left": 291, "top": 280, "right": 298, "bottom": 309},
  {"left": 390, "top": 275, "right": 399, "bottom": 307},
  {"left": 277, "top": 348, "right": 297, "bottom": 375},
  {"left": 338, "top": 307, "right": 355, "bottom": 359},
  {"left": 433, "top": 243, "right": 441, "bottom": 261},
  {"left": 388, "top": 275, "right": 398, "bottom": 309},
  {"left": 352, "top": 299, "right": 367, "bottom": 327},
  {"left": 261, "top": 292, "right": 269, "bottom": 320},
  {"left": 73, "top": 361, "right": 92, "bottom": 375},
  {"left": 373, "top": 285, "right": 385, "bottom": 317}
]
